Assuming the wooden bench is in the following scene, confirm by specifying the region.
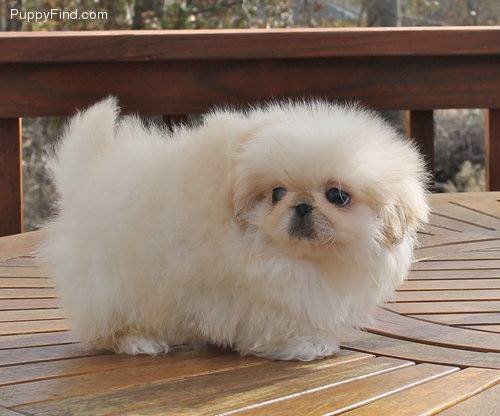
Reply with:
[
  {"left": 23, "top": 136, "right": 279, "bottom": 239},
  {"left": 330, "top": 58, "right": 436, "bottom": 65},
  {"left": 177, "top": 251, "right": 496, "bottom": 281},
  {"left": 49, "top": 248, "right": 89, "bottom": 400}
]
[{"left": 0, "top": 192, "right": 498, "bottom": 415}]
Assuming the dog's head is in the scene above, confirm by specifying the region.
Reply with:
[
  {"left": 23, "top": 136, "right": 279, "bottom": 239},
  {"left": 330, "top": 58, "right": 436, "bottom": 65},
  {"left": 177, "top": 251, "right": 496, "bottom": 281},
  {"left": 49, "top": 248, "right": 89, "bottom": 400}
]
[{"left": 232, "top": 102, "right": 429, "bottom": 259}]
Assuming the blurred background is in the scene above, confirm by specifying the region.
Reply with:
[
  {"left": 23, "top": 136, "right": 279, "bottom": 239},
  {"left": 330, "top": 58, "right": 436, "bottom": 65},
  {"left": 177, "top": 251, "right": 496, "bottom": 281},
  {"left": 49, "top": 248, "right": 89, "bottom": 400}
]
[{"left": 1, "top": 0, "right": 498, "bottom": 230}]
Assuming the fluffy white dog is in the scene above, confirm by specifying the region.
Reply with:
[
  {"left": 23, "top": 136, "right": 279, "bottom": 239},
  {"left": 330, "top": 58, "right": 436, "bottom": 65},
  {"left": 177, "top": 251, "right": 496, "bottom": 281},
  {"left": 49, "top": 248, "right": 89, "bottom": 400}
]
[{"left": 42, "top": 98, "right": 428, "bottom": 361}]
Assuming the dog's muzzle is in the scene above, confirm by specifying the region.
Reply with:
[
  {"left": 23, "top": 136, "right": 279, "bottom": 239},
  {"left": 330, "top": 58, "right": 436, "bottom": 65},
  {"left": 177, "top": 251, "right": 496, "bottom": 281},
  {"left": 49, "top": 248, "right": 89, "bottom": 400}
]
[{"left": 289, "top": 204, "right": 315, "bottom": 239}]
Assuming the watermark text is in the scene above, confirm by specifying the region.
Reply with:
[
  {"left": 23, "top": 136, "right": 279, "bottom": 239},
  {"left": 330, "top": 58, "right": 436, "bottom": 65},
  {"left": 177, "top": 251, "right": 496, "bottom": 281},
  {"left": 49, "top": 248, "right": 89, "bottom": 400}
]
[{"left": 10, "top": 8, "right": 108, "bottom": 23}]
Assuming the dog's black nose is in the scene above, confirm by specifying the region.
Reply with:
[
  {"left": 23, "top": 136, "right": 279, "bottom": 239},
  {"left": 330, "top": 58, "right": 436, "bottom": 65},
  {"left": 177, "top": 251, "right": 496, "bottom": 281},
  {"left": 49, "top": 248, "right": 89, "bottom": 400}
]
[{"left": 295, "top": 203, "right": 313, "bottom": 217}]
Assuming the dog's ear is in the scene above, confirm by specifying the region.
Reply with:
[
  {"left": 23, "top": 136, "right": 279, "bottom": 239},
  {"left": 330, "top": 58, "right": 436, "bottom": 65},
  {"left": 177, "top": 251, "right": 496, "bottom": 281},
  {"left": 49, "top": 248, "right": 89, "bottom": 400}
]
[
  {"left": 233, "top": 185, "right": 255, "bottom": 228},
  {"left": 227, "top": 115, "right": 273, "bottom": 228},
  {"left": 379, "top": 186, "right": 429, "bottom": 247}
]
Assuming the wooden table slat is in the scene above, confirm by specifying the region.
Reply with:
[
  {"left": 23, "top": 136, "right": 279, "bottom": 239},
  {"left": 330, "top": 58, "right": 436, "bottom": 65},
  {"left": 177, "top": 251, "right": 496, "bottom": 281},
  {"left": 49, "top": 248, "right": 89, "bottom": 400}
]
[
  {"left": 0, "top": 192, "right": 499, "bottom": 414},
  {"left": 340, "top": 367, "right": 500, "bottom": 416}
]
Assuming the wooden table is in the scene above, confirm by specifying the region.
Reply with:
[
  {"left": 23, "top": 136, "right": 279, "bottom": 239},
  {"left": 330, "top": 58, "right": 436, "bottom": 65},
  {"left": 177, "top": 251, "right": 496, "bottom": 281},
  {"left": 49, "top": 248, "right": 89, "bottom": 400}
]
[{"left": 0, "top": 192, "right": 499, "bottom": 415}]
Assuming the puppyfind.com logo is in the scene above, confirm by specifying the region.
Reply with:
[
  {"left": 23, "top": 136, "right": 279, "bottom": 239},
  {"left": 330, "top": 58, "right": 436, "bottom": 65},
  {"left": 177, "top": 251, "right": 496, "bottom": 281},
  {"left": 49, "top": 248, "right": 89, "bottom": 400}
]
[{"left": 10, "top": 8, "right": 108, "bottom": 23}]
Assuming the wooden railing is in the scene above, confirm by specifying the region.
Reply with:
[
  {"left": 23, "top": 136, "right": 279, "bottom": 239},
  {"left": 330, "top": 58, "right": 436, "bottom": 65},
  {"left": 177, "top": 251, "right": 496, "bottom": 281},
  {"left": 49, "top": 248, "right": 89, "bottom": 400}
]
[{"left": 1, "top": 27, "right": 500, "bottom": 236}]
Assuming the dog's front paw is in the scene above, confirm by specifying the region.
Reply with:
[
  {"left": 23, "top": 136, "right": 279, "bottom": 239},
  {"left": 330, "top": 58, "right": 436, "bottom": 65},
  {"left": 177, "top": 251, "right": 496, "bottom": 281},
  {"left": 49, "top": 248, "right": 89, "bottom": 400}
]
[
  {"left": 114, "top": 334, "right": 169, "bottom": 356},
  {"left": 257, "top": 335, "right": 339, "bottom": 361}
]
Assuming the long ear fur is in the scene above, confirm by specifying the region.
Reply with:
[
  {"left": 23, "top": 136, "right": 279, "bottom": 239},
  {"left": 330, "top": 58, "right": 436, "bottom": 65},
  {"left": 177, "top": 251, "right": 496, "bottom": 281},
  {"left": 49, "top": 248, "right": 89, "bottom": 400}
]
[
  {"left": 226, "top": 113, "right": 275, "bottom": 228},
  {"left": 379, "top": 183, "right": 429, "bottom": 247}
]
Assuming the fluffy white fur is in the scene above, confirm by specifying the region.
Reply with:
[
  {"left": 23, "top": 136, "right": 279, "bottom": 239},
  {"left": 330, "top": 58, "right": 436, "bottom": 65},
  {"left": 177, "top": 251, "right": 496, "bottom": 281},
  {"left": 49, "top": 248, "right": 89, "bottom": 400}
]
[{"left": 42, "top": 98, "right": 428, "bottom": 361}]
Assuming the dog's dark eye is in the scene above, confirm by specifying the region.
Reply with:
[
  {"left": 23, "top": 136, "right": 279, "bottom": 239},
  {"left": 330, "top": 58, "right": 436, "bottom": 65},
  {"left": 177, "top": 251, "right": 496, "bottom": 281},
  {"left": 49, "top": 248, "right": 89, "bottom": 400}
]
[
  {"left": 272, "top": 187, "right": 287, "bottom": 204},
  {"left": 325, "top": 187, "right": 350, "bottom": 207}
]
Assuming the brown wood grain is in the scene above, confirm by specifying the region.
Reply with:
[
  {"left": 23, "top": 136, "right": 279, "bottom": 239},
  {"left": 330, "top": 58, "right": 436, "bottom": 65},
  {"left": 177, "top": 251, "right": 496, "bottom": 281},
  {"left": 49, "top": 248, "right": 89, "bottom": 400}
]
[
  {"left": 13, "top": 356, "right": 402, "bottom": 416},
  {"left": 341, "top": 330, "right": 500, "bottom": 369},
  {"left": 0, "top": 119, "right": 22, "bottom": 237},
  {"left": 437, "top": 383, "right": 500, "bottom": 416},
  {"left": 486, "top": 109, "right": 500, "bottom": 191},
  {"left": 0, "top": 405, "right": 24, "bottom": 416},
  {"left": 431, "top": 201, "right": 500, "bottom": 230},
  {"left": 398, "top": 279, "right": 500, "bottom": 290},
  {"left": 0, "top": 309, "right": 64, "bottom": 322},
  {"left": 0, "top": 278, "right": 54, "bottom": 288},
  {"left": 460, "top": 325, "right": 500, "bottom": 333},
  {"left": 412, "top": 260, "right": 500, "bottom": 271},
  {"left": 0, "top": 320, "right": 69, "bottom": 336},
  {"left": 385, "top": 300, "right": 500, "bottom": 314},
  {"left": 0, "top": 288, "right": 57, "bottom": 299},
  {"left": 0, "top": 343, "right": 98, "bottom": 367},
  {"left": 0, "top": 349, "right": 279, "bottom": 407},
  {"left": 236, "top": 364, "right": 457, "bottom": 415},
  {"left": 0, "top": 298, "right": 60, "bottom": 310},
  {"left": 0, "top": 353, "right": 163, "bottom": 387},
  {"left": 341, "top": 367, "right": 500, "bottom": 415},
  {"left": 409, "top": 269, "right": 500, "bottom": 280},
  {"left": 0, "top": 231, "right": 44, "bottom": 263},
  {"left": 2, "top": 28, "right": 500, "bottom": 63},
  {"left": 367, "top": 308, "right": 500, "bottom": 353},
  {"left": 393, "top": 289, "right": 500, "bottom": 302},
  {"left": 0, "top": 267, "right": 50, "bottom": 278},
  {"left": 0, "top": 331, "right": 78, "bottom": 350},
  {"left": 2, "top": 56, "right": 500, "bottom": 119},
  {"left": 409, "top": 313, "right": 500, "bottom": 326}
]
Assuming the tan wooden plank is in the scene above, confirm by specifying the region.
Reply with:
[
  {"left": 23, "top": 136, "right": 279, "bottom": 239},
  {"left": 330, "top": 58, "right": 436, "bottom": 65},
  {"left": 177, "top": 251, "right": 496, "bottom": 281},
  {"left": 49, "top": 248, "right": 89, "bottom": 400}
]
[
  {"left": 427, "top": 212, "right": 488, "bottom": 233},
  {"left": 0, "top": 320, "right": 69, "bottom": 336},
  {"left": 236, "top": 364, "right": 457, "bottom": 415},
  {"left": 0, "top": 353, "right": 173, "bottom": 387},
  {"left": 0, "top": 288, "right": 57, "bottom": 299},
  {"left": 393, "top": 289, "right": 500, "bottom": 302},
  {"left": 409, "top": 269, "right": 500, "bottom": 279},
  {"left": 14, "top": 356, "right": 406, "bottom": 416},
  {"left": 0, "top": 331, "right": 78, "bottom": 350},
  {"left": 449, "top": 198, "right": 500, "bottom": 222},
  {"left": 416, "top": 237, "right": 500, "bottom": 259},
  {"left": 367, "top": 308, "right": 500, "bottom": 353},
  {"left": 0, "top": 257, "right": 39, "bottom": 267},
  {"left": 341, "top": 367, "right": 500, "bottom": 416},
  {"left": 0, "top": 405, "right": 24, "bottom": 416},
  {"left": 341, "top": 330, "right": 500, "bottom": 369},
  {"left": 430, "top": 191, "right": 500, "bottom": 205},
  {"left": 2, "top": 352, "right": 369, "bottom": 409},
  {"left": 431, "top": 200, "right": 500, "bottom": 230},
  {"left": 399, "top": 279, "right": 500, "bottom": 291},
  {"left": 418, "top": 251, "right": 500, "bottom": 260},
  {"left": 460, "top": 325, "right": 500, "bottom": 333},
  {"left": 0, "top": 309, "right": 64, "bottom": 322},
  {"left": 0, "top": 231, "right": 43, "bottom": 262},
  {"left": 0, "top": 278, "right": 54, "bottom": 288},
  {"left": 423, "top": 222, "right": 461, "bottom": 235},
  {"left": 437, "top": 383, "right": 500, "bottom": 415},
  {"left": 394, "top": 289, "right": 500, "bottom": 302},
  {"left": 412, "top": 260, "right": 500, "bottom": 270},
  {"left": 385, "top": 300, "right": 500, "bottom": 314},
  {"left": 0, "top": 267, "right": 50, "bottom": 278},
  {"left": 410, "top": 313, "right": 500, "bottom": 326},
  {"left": 449, "top": 199, "right": 500, "bottom": 221},
  {"left": 0, "top": 343, "right": 97, "bottom": 367},
  {"left": 0, "top": 298, "right": 60, "bottom": 310}
]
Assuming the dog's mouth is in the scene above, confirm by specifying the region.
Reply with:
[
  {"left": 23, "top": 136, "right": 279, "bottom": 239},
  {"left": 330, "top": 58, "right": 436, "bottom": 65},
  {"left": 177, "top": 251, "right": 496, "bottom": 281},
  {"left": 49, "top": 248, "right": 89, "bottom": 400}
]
[{"left": 288, "top": 216, "right": 316, "bottom": 240}]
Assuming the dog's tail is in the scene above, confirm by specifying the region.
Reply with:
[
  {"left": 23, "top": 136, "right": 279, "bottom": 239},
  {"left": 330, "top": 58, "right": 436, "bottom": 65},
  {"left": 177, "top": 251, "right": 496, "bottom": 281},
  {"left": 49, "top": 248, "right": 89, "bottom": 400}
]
[{"left": 48, "top": 97, "right": 119, "bottom": 201}]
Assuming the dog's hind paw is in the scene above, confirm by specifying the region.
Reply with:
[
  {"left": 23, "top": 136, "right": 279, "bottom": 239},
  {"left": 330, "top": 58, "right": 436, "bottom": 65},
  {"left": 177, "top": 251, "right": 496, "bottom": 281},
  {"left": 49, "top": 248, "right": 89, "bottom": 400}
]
[
  {"left": 115, "top": 334, "right": 169, "bottom": 356},
  {"left": 256, "top": 334, "right": 339, "bottom": 361}
]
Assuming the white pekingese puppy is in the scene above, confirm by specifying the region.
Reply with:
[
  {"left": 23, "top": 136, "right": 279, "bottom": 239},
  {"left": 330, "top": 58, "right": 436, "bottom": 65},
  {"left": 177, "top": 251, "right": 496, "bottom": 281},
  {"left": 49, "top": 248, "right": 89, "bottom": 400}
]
[{"left": 42, "top": 97, "right": 428, "bottom": 361}]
